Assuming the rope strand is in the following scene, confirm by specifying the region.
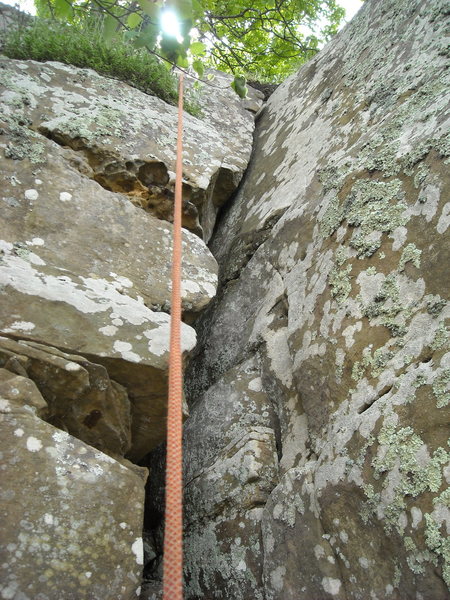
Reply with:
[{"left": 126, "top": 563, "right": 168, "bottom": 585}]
[{"left": 162, "top": 72, "right": 185, "bottom": 600}]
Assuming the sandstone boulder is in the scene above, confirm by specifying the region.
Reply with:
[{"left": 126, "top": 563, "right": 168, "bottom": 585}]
[
  {"left": 0, "top": 55, "right": 228, "bottom": 459},
  {"left": 0, "top": 374, "right": 146, "bottom": 600},
  {"left": 0, "top": 56, "right": 257, "bottom": 241}
]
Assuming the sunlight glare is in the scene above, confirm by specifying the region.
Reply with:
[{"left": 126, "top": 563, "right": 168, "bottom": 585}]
[{"left": 160, "top": 10, "right": 181, "bottom": 38}]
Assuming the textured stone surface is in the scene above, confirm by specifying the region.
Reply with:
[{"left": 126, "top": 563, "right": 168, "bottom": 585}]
[
  {"left": 0, "top": 374, "right": 146, "bottom": 600},
  {"left": 0, "top": 55, "right": 230, "bottom": 459},
  {"left": 0, "top": 9, "right": 260, "bottom": 598},
  {"left": 183, "top": 359, "right": 279, "bottom": 599},
  {"left": 182, "top": 0, "right": 450, "bottom": 598},
  {"left": 0, "top": 56, "right": 256, "bottom": 241},
  {"left": 0, "top": 336, "right": 132, "bottom": 457}
]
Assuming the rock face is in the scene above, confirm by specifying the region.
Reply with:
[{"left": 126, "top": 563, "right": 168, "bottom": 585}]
[
  {"left": 1, "top": 0, "right": 449, "bottom": 598},
  {"left": 0, "top": 56, "right": 258, "bottom": 241},
  {"left": 182, "top": 0, "right": 450, "bottom": 598},
  {"left": 0, "top": 26, "right": 258, "bottom": 599},
  {"left": 1, "top": 373, "right": 146, "bottom": 600},
  {"left": 0, "top": 52, "right": 259, "bottom": 460}
]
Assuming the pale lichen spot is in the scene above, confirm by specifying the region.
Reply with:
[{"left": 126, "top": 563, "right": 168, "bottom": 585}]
[
  {"left": 321, "top": 577, "right": 342, "bottom": 595},
  {"left": 131, "top": 538, "right": 144, "bottom": 565},
  {"left": 236, "top": 560, "right": 246, "bottom": 571},
  {"left": 144, "top": 324, "right": 170, "bottom": 357},
  {"left": 52, "top": 430, "right": 70, "bottom": 443},
  {"left": 115, "top": 275, "right": 133, "bottom": 288},
  {"left": 26, "top": 237, "right": 45, "bottom": 246},
  {"left": 99, "top": 325, "right": 118, "bottom": 336},
  {"left": 314, "top": 544, "right": 325, "bottom": 559},
  {"left": 0, "top": 399, "right": 11, "bottom": 413},
  {"left": 26, "top": 436, "right": 43, "bottom": 452},
  {"left": 25, "top": 189, "right": 39, "bottom": 201},
  {"left": 4, "top": 321, "right": 35, "bottom": 333},
  {"left": 14, "top": 428, "right": 24, "bottom": 437},
  {"left": 248, "top": 377, "right": 262, "bottom": 392},
  {"left": 270, "top": 565, "right": 286, "bottom": 592},
  {"left": 359, "top": 556, "right": 369, "bottom": 569},
  {"left": 113, "top": 340, "right": 141, "bottom": 362},
  {"left": 181, "top": 279, "right": 201, "bottom": 295},
  {"left": 119, "top": 522, "right": 127, "bottom": 529},
  {"left": 273, "top": 503, "right": 283, "bottom": 520},
  {"left": 437, "top": 202, "right": 449, "bottom": 234},
  {"left": 411, "top": 506, "right": 423, "bottom": 529},
  {"left": 44, "top": 513, "right": 54, "bottom": 525},
  {"left": 114, "top": 340, "right": 133, "bottom": 353},
  {"left": 59, "top": 192, "right": 73, "bottom": 202},
  {"left": 28, "top": 252, "right": 46, "bottom": 266},
  {"left": 85, "top": 572, "right": 92, "bottom": 578},
  {"left": 64, "top": 362, "right": 81, "bottom": 372}
]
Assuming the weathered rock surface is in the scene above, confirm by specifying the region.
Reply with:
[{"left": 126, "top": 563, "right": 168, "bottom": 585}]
[
  {"left": 0, "top": 9, "right": 260, "bottom": 600},
  {"left": 182, "top": 0, "right": 450, "bottom": 598},
  {"left": 0, "top": 56, "right": 257, "bottom": 241},
  {"left": 0, "top": 53, "right": 255, "bottom": 459},
  {"left": 0, "top": 374, "right": 146, "bottom": 600},
  {"left": 0, "top": 336, "right": 132, "bottom": 457}
]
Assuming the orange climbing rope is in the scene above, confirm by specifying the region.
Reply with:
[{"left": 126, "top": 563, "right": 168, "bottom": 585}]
[{"left": 162, "top": 72, "right": 185, "bottom": 600}]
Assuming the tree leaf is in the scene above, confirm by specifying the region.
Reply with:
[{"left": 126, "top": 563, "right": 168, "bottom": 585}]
[
  {"left": 171, "top": 0, "right": 192, "bottom": 21},
  {"left": 138, "top": 0, "right": 163, "bottom": 19},
  {"left": 53, "top": 0, "right": 74, "bottom": 20},
  {"left": 176, "top": 54, "right": 189, "bottom": 68},
  {"left": 127, "top": 13, "right": 143, "bottom": 29},
  {"left": 102, "top": 15, "right": 119, "bottom": 43},
  {"left": 133, "top": 23, "right": 159, "bottom": 49},
  {"left": 231, "top": 75, "right": 247, "bottom": 98},
  {"left": 160, "top": 33, "right": 182, "bottom": 62},
  {"left": 190, "top": 41, "right": 206, "bottom": 56},
  {"left": 192, "top": 58, "right": 204, "bottom": 77}
]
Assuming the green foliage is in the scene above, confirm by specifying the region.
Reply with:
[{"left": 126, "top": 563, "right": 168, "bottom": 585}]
[
  {"left": 2, "top": 18, "right": 204, "bottom": 113},
  {"left": 194, "top": 0, "right": 345, "bottom": 81},
  {"left": 29, "top": 0, "right": 346, "bottom": 95}
]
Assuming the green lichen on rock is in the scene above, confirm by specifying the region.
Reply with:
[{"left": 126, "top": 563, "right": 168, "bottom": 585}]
[
  {"left": 47, "top": 105, "right": 125, "bottom": 144},
  {"left": 319, "top": 194, "right": 342, "bottom": 238},
  {"left": 3, "top": 116, "right": 46, "bottom": 164},
  {"left": 12, "top": 242, "right": 31, "bottom": 259},
  {"left": 431, "top": 321, "right": 449, "bottom": 351},
  {"left": 360, "top": 131, "right": 401, "bottom": 177},
  {"left": 320, "top": 179, "right": 407, "bottom": 258},
  {"left": 424, "top": 513, "right": 450, "bottom": 587},
  {"left": 317, "top": 163, "right": 349, "bottom": 193},
  {"left": 359, "top": 483, "right": 381, "bottom": 525},
  {"left": 399, "top": 243, "right": 422, "bottom": 271},
  {"left": 413, "top": 163, "right": 430, "bottom": 188},
  {"left": 360, "top": 274, "right": 410, "bottom": 336},
  {"left": 432, "top": 369, "right": 450, "bottom": 408},
  {"left": 360, "top": 421, "right": 449, "bottom": 584},
  {"left": 329, "top": 263, "right": 352, "bottom": 304},
  {"left": 401, "top": 133, "right": 450, "bottom": 174},
  {"left": 372, "top": 423, "right": 448, "bottom": 495},
  {"left": 426, "top": 298, "right": 447, "bottom": 317},
  {"left": 351, "top": 347, "right": 395, "bottom": 381}
]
